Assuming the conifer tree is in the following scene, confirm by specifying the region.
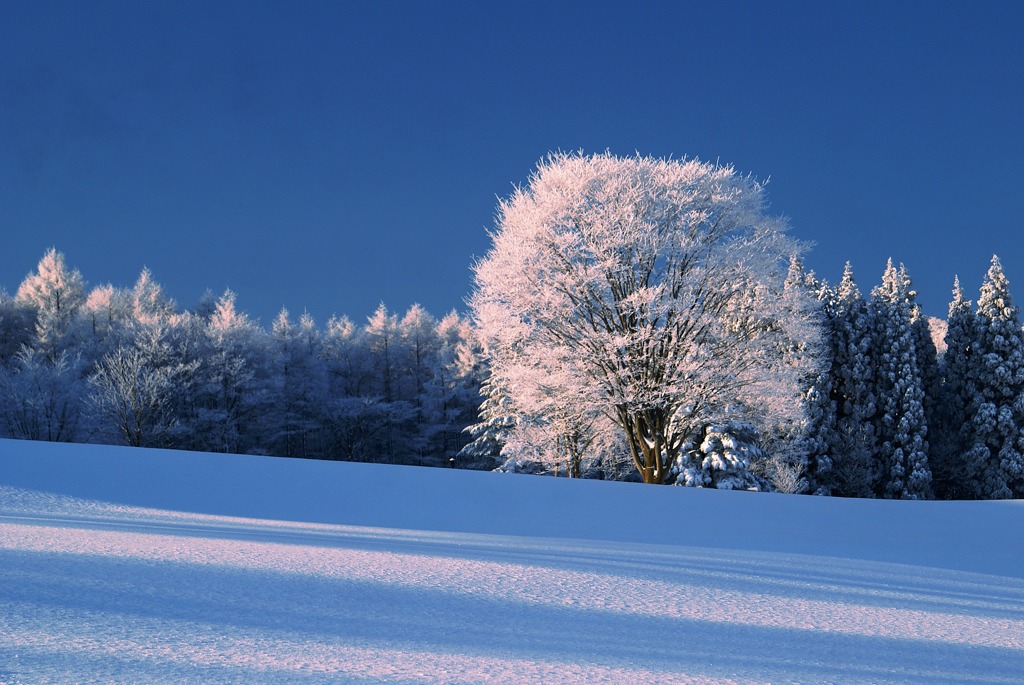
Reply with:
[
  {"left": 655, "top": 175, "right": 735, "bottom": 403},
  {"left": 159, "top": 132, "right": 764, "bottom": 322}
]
[
  {"left": 458, "top": 372, "right": 512, "bottom": 471},
  {"left": 905, "top": 264, "right": 943, "bottom": 463},
  {"left": 825, "top": 263, "right": 878, "bottom": 497},
  {"left": 932, "top": 277, "right": 977, "bottom": 498},
  {"left": 964, "top": 256, "right": 1024, "bottom": 499},
  {"left": 869, "top": 260, "right": 932, "bottom": 499}
]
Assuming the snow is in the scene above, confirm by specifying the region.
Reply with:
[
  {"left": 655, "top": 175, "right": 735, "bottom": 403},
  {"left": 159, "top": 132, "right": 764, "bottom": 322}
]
[{"left": 2, "top": 439, "right": 1023, "bottom": 684}]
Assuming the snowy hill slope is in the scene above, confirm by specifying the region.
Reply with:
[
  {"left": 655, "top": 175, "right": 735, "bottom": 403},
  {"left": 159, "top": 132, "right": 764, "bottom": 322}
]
[{"left": 2, "top": 438, "right": 1023, "bottom": 684}]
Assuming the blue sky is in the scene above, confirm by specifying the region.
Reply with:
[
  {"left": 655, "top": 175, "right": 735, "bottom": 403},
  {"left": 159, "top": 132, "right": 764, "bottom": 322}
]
[{"left": 2, "top": 1, "right": 1022, "bottom": 324}]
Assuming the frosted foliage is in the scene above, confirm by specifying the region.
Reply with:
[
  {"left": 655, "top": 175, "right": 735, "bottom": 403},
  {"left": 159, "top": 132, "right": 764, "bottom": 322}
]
[
  {"left": 820, "top": 263, "right": 877, "bottom": 497},
  {"left": 88, "top": 331, "right": 199, "bottom": 448},
  {"left": 268, "top": 308, "right": 328, "bottom": 459},
  {"left": 472, "top": 152, "right": 820, "bottom": 484},
  {"left": 674, "top": 421, "right": 768, "bottom": 490},
  {"left": 0, "top": 349, "right": 83, "bottom": 442},
  {"left": 870, "top": 260, "right": 932, "bottom": 500},
  {"left": 965, "top": 256, "right": 1024, "bottom": 498},
  {"left": 760, "top": 256, "right": 832, "bottom": 494},
  {"left": 15, "top": 248, "right": 86, "bottom": 357},
  {"left": 80, "top": 284, "right": 131, "bottom": 340},
  {"left": 130, "top": 268, "right": 175, "bottom": 324}
]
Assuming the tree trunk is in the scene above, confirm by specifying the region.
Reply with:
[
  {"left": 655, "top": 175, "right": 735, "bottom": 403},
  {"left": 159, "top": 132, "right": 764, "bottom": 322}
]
[{"left": 619, "top": 407, "right": 675, "bottom": 484}]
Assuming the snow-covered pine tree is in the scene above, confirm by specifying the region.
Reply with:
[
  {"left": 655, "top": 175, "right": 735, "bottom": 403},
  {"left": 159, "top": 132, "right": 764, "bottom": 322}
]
[
  {"left": 457, "top": 372, "right": 512, "bottom": 471},
  {"left": 129, "top": 268, "right": 176, "bottom": 326},
  {"left": 932, "top": 277, "right": 977, "bottom": 498},
  {"left": 319, "top": 316, "right": 389, "bottom": 462},
  {"left": 673, "top": 419, "right": 772, "bottom": 491},
  {"left": 825, "top": 263, "right": 878, "bottom": 497},
  {"left": 869, "top": 260, "right": 932, "bottom": 499},
  {"left": 74, "top": 284, "right": 132, "bottom": 362},
  {"left": 905, "top": 264, "right": 943, "bottom": 471},
  {"left": 963, "top": 256, "right": 1024, "bottom": 499}
]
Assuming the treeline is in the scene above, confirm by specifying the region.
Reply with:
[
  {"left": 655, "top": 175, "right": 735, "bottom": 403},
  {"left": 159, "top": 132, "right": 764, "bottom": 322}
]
[
  {"left": 0, "top": 249, "right": 491, "bottom": 468},
  {"left": 4, "top": 246, "right": 1024, "bottom": 500},
  {"left": 780, "top": 256, "right": 1023, "bottom": 500}
]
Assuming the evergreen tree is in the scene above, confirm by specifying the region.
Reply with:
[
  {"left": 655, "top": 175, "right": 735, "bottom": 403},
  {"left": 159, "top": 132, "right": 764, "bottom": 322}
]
[
  {"left": 869, "top": 260, "right": 932, "bottom": 499},
  {"left": 964, "top": 256, "right": 1024, "bottom": 499},
  {"left": 363, "top": 305, "right": 416, "bottom": 463},
  {"left": 397, "top": 304, "right": 442, "bottom": 465},
  {"left": 320, "top": 316, "right": 385, "bottom": 462},
  {"left": 458, "top": 371, "right": 513, "bottom": 471},
  {"left": 905, "top": 265, "right": 943, "bottom": 469},
  {"left": 825, "top": 263, "right": 878, "bottom": 497},
  {"left": 932, "top": 277, "right": 977, "bottom": 498},
  {"left": 673, "top": 419, "right": 772, "bottom": 491},
  {"left": 74, "top": 284, "right": 132, "bottom": 360},
  {"left": 129, "top": 268, "right": 176, "bottom": 325},
  {"left": 425, "top": 312, "right": 485, "bottom": 467}
]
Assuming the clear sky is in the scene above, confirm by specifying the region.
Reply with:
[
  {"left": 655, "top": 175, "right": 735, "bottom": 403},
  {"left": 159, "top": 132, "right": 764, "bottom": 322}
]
[{"left": 2, "top": 1, "right": 1022, "bottom": 324}]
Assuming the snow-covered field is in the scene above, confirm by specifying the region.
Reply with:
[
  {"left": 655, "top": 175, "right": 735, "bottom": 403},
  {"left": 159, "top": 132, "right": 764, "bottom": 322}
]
[{"left": 1, "top": 439, "right": 1022, "bottom": 684}]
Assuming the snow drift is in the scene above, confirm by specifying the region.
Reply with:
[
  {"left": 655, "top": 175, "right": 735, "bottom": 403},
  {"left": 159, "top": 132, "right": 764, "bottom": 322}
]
[{"left": 2, "top": 438, "right": 1023, "bottom": 683}]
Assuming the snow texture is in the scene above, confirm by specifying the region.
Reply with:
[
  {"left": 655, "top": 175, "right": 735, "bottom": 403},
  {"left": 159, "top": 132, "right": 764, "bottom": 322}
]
[{"left": 2, "top": 438, "right": 1023, "bottom": 684}]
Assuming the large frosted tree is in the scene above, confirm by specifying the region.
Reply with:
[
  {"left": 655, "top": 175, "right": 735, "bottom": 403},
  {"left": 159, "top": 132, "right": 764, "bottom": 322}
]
[{"left": 471, "top": 152, "right": 821, "bottom": 484}]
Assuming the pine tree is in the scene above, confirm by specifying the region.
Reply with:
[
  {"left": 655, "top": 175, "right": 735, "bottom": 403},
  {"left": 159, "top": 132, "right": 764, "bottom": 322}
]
[
  {"left": 458, "top": 372, "right": 513, "bottom": 471},
  {"left": 905, "top": 265, "right": 943, "bottom": 468},
  {"left": 869, "top": 260, "right": 932, "bottom": 499},
  {"left": 825, "top": 263, "right": 878, "bottom": 497},
  {"left": 0, "top": 290, "right": 35, "bottom": 366},
  {"left": 932, "top": 277, "right": 977, "bottom": 498},
  {"left": 674, "top": 419, "right": 772, "bottom": 491},
  {"left": 964, "top": 256, "right": 1024, "bottom": 499}
]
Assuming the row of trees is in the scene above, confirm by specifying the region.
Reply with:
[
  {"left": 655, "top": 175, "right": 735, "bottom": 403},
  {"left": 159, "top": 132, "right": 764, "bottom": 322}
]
[
  {"left": 790, "top": 256, "right": 1023, "bottom": 500},
  {"left": 4, "top": 154, "right": 1022, "bottom": 500},
  {"left": 463, "top": 152, "right": 1023, "bottom": 499},
  {"left": 0, "top": 249, "right": 488, "bottom": 468}
]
